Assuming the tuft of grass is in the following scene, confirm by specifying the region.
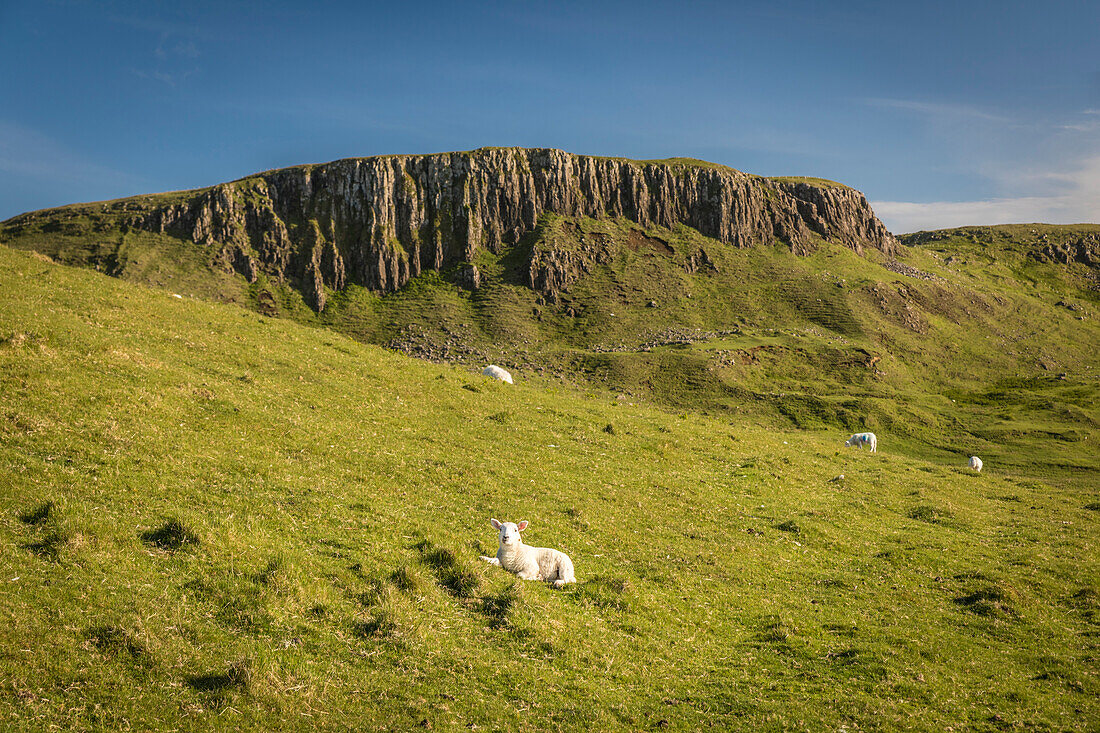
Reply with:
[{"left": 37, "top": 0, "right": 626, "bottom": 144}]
[
  {"left": 480, "top": 582, "right": 520, "bottom": 629},
  {"left": 390, "top": 564, "right": 424, "bottom": 594},
  {"left": 21, "top": 529, "right": 73, "bottom": 561},
  {"left": 87, "top": 624, "right": 150, "bottom": 662},
  {"left": 572, "top": 576, "right": 633, "bottom": 613},
  {"left": 414, "top": 540, "right": 480, "bottom": 599},
  {"left": 186, "top": 658, "right": 252, "bottom": 697},
  {"left": 954, "top": 584, "right": 1019, "bottom": 619},
  {"left": 908, "top": 505, "right": 952, "bottom": 525},
  {"left": 140, "top": 518, "right": 199, "bottom": 550}
]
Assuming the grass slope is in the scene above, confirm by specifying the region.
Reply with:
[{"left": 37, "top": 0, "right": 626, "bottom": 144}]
[
  {"left": 1, "top": 246, "right": 1098, "bottom": 730},
  {"left": 3, "top": 209, "right": 1098, "bottom": 478},
  {"left": 317, "top": 218, "right": 1100, "bottom": 483}
]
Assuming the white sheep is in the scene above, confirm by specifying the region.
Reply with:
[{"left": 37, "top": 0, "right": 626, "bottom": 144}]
[
  {"left": 969, "top": 456, "right": 983, "bottom": 472},
  {"left": 479, "top": 518, "right": 575, "bottom": 588},
  {"left": 844, "top": 432, "right": 877, "bottom": 453},
  {"left": 482, "top": 365, "right": 514, "bottom": 384}
]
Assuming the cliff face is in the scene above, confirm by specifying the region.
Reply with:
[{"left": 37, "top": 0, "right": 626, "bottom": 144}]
[{"left": 119, "top": 148, "right": 894, "bottom": 310}]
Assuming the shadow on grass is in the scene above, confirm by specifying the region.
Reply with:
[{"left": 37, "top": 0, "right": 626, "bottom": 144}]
[
  {"left": 480, "top": 583, "right": 521, "bottom": 630},
  {"left": 824, "top": 647, "right": 887, "bottom": 681},
  {"left": 753, "top": 614, "right": 812, "bottom": 659},
  {"left": 570, "top": 576, "right": 632, "bottom": 612},
  {"left": 1066, "top": 587, "right": 1098, "bottom": 622},
  {"left": 353, "top": 612, "right": 398, "bottom": 639},
  {"left": 907, "top": 505, "right": 955, "bottom": 525},
  {"left": 954, "top": 580, "right": 1019, "bottom": 619},
  {"left": 87, "top": 624, "right": 150, "bottom": 663},
  {"left": 18, "top": 501, "right": 55, "bottom": 525},
  {"left": 414, "top": 540, "right": 480, "bottom": 599},
  {"left": 141, "top": 519, "right": 199, "bottom": 550},
  {"left": 21, "top": 529, "right": 71, "bottom": 561},
  {"left": 186, "top": 659, "right": 251, "bottom": 698}
]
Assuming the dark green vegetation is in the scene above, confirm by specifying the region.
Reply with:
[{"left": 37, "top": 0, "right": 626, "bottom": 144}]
[{"left": 1, "top": 209, "right": 1099, "bottom": 729}]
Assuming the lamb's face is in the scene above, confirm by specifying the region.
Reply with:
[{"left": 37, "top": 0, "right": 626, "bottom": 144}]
[
  {"left": 490, "top": 517, "right": 528, "bottom": 546},
  {"left": 498, "top": 522, "right": 521, "bottom": 546}
]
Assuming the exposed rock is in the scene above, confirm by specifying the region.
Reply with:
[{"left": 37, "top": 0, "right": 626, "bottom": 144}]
[
  {"left": 456, "top": 263, "right": 481, "bottom": 290},
  {"left": 881, "top": 260, "right": 943, "bottom": 282},
  {"left": 769, "top": 180, "right": 897, "bottom": 257},
  {"left": 527, "top": 224, "right": 614, "bottom": 298},
  {"left": 14, "top": 148, "right": 898, "bottom": 311},
  {"left": 1031, "top": 235, "right": 1100, "bottom": 268},
  {"left": 866, "top": 282, "right": 928, "bottom": 333}
]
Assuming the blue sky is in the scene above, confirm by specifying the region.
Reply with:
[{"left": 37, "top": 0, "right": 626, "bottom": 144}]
[{"left": 1, "top": 0, "right": 1097, "bottom": 232}]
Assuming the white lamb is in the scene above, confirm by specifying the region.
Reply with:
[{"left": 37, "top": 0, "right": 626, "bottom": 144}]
[
  {"left": 482, "top": 365, "right": 514, "bottom": 384},
  {"left": 844, "top": 432, "right": 877, "bottom": 453},
  {"left": 479, "top": 518, "right": 575, "bottom": 588},
  {"left": 969, "top": 456, "right": 983, "bottom": 472}
]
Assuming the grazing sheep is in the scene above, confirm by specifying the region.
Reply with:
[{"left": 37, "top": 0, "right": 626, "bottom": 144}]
[
  {"left": 482, "top": 365, "right": 514, "bottom": 384},
  {"left": 844, "top": 432, "right": 877, "bottom": 453},
  {"left": 969, "top": 456, "right": 983, "bottom": 472},
  {"left": 479, "top": 519, "right": 575, "bottom": 588}
]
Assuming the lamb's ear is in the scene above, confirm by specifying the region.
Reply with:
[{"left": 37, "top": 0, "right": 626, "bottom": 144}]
[
  {"left": 490, "top": 518, "right": 502, "bottom": 530},
  {"left": 517, "top": 520, "right": 529, "bottom": 531}
]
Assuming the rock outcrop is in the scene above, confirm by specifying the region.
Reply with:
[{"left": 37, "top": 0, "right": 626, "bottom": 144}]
[
  {"left": 1030, "top": 234, "right": 1100, "bottom": 269},
  {"left": 20, "top": 148, "right": 899, "bottom": 310}
]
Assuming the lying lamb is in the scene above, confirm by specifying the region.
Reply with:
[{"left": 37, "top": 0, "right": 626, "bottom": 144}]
[
  {"left": 480, "top": 518, "right": 575, "bottom": 588},
  {"left": 844, "top": 432, "right": 877, "bottom": 453},
  {"left": 969, "top": 456, "right": 983, "bottom": 472},
  {"left": 482, "top": 365, "right": 514, "bottom": 384}
]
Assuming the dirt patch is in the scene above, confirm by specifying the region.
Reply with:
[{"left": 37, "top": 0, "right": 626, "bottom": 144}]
[{"left": 625, "top": 229, "right": 673, "bottom": 256}]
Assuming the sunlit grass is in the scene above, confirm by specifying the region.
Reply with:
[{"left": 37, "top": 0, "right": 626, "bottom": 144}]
[{"left": 1, "top": 245, "right": 1097, "bottom": 730}]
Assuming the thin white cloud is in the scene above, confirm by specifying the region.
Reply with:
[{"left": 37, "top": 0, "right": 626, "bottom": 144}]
[
  {"left": 873, "top": 197, "right": 1076, "bottom": 233},
  {"left": 873, "top": 156, "right": 1100, "bottom": 232},
  {"left": 116, "top": 21, "right": 204, "bottom": 87},
  {"left": 859, "top": 95, "right": 1100, "bottom": 231},
  {"left": 1058, "top": 122, "right": 1100, "bottom": 132},
  {"left": 108, "top": 14, "right": 214, "bottom": 41},
  {"left": 860, "top": 97, "right": 1011, "bottom": 123},
  {"left": 131, "top": 67, "right": 197, "bottom": 86}
]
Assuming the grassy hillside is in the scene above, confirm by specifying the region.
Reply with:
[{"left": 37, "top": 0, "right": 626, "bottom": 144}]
[
  {"left": 4, "top": 210, "right": 1099, "bottom": 482},
  {"left": 313, "top": 218, "right": 1100, "bottom": 481},
  {"left": 4, "top": 200, "right": 1099, "bottom": 466},
  {"left": 1, "top": 244, "right": 1098, "bottom": 730}
]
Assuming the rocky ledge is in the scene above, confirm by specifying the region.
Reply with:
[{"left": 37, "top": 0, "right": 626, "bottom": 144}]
[{"left": 13, "top": 148, "right": 899, "bottom": 311}]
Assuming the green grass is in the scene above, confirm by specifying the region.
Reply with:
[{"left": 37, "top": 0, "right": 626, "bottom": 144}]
[
  {"left": 768, "top": 176, "right": 851, "bottom": 190},
  {"left": 310, "top": 216, "right": 1100, "bottom": 488},
  {"left": 1, "top": 242, "right": 1099, "bottom": 730},
  {"left": 5, "top": 206, "right": 1098, "bottom": 478}
]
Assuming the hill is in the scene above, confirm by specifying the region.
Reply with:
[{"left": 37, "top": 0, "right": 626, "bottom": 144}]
[
  {"left": 0, "top": 147, "right": 896, "bottom": 311},
  {"left": 2, "top": 153, "right": 1098, "bottom": 485},
  {"left": 1, "top": 243, "right": 1097, "bottom": 730}
]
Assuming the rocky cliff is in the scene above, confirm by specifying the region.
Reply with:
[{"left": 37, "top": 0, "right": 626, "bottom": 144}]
[{"left": 9, "top": 148, "right": 898, "bottom": 311}]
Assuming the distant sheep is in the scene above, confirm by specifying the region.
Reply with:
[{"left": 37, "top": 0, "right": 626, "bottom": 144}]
[
  {"left": 482, "top": 365, "right": 514, "bottom": 384},
  {"left": 969, "top": 456, "right": 983, "bottom": 472},
  {"left": 480, "top": 518, "right": 575, "bottom": 588},
  {"left": 844, "top": 432, "right": 877, "bottom": 453}
]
